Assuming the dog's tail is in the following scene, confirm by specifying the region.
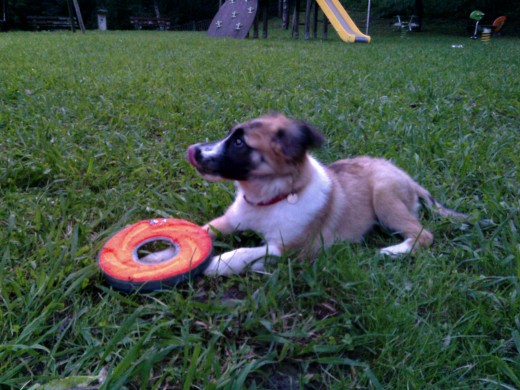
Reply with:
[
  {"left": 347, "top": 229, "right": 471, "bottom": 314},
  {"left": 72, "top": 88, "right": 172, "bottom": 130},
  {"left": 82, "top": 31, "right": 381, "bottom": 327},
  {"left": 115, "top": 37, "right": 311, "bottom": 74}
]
[{"left": 415, "top": 184, "right": 469, "bottom": 221}]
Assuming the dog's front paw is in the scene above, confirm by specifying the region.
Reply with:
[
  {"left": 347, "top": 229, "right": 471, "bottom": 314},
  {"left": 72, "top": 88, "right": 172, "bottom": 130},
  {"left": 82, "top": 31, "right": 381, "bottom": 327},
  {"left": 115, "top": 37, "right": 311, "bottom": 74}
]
[
  {"left": 203, "top": 253, "right": 243, "bottom": 276},
  {"left": 202, "top": 224, "right": 217, "bottom": 239},
  {"left": 203, "top": 249, "right": 265, "bottom": 276},
  {"left": 203, "top": 249, "right": 251, "bottom": 276}
]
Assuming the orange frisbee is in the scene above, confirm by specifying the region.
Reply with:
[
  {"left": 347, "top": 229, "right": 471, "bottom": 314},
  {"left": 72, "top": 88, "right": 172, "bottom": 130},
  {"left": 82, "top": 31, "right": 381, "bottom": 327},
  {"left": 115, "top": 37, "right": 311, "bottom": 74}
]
[{"left": 98, "top": 218, "right": 212, "bottom": 292}]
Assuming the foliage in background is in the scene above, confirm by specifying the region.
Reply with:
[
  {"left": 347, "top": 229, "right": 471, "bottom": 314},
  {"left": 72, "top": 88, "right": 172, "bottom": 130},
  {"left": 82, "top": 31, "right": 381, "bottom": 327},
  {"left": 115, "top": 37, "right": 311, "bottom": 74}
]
[
  {"left": 2, "top": 0, "right": 519, "bottom": 30},
  {"left": 4, "top": 0, "right": 220, "bottom": 29},
  {"left": 347, "top": 0, "right": 520, "bottom": 20}
]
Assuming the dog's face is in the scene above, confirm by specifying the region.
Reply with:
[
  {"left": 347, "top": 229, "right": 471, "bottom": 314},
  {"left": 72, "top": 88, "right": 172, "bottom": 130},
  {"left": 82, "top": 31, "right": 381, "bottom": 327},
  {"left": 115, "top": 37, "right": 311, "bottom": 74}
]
[{"left": 187, "top": 113, "right": 324, "bottom": 181}]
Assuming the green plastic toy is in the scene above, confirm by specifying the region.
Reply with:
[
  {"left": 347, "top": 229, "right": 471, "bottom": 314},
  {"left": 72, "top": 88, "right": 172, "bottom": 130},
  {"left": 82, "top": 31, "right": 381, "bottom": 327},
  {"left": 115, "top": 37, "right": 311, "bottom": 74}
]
[
  {"left": 470, "top": 10, "right": 484, "bottom": 21},
  {"left": 470, "top": 10, "right": 485, "bottom": 39}
]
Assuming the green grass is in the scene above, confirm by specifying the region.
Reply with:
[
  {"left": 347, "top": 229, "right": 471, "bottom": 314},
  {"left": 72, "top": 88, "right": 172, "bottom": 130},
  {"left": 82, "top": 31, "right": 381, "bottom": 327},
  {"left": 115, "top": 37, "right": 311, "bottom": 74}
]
[{"left": 1, "top": 27, "right": 519, "bottom": 389}]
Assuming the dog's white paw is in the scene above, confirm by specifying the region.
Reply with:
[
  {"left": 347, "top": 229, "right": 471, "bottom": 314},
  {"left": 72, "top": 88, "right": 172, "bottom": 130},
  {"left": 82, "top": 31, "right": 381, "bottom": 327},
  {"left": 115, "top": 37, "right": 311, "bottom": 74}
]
[
  {"left": 250, "top": 260, "right": 265, "bottom": 272},
  {"left": 202, "top": 250, "right": 247, "bottom": 276},
  {"left": 203, "top": 255, "right": 233, "bottom": 276},
  {"left": 203, "top": 249, "right": 266, "bottom": 276},
  {"left": 380, "top": 239, "right": 414, "bottom": 257}
]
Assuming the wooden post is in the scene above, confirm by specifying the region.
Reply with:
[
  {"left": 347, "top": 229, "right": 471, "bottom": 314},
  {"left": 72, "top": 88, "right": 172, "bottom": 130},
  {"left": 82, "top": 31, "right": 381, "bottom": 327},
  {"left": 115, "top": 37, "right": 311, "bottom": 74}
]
[
  {"left": 281, "top": 0, "right": 289, "bottom": 29},
  {"left": 313, "top": 0, "right": 318, "bottom": 38},
  {"left": 366, "top": 0, "right": 371, "bottom": 35},
  {"left": 66, "top": 0, "right": 76, "bottom": 32},
  {"left": 323, "top": 16, "right": 328, "bottom": 39},
  {"left": 304, "top": 0, "right": 311, "bottom": 40},
  {"left": 292, "top": 0, "right": 299, "bottom": 38},
  {"left": 253, "top": 0, "right": 266, "bottom": 39},
  {"left": 72, "top": 0, "right": 86, "bottom": 33},
  {"left": 253, "top": 8, "right": 259, "bottom": 38},
  {"left": 262, "top": 0, "right": 268, "bottom": 38}
]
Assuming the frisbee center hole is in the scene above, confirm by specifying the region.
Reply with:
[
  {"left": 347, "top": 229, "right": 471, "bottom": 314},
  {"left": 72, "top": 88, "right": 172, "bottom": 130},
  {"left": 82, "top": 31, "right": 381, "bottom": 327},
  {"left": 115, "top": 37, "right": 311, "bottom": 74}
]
[{"left": 135, "top": 238, "right": 179, "bottom": 264}]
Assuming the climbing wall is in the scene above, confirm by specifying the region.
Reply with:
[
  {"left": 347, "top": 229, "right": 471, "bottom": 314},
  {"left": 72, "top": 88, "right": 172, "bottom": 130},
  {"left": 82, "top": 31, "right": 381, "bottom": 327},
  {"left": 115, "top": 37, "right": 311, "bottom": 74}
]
[{"left": 207, "top": 0, "right": 259, "bottom": 39}]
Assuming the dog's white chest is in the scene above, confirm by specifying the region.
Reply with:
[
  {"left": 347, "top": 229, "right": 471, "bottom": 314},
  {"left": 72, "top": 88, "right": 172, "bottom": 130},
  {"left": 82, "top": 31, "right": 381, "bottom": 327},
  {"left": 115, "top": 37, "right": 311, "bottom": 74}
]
[{"left": 228, "top": 158, "right": 331, "bottom": 245}]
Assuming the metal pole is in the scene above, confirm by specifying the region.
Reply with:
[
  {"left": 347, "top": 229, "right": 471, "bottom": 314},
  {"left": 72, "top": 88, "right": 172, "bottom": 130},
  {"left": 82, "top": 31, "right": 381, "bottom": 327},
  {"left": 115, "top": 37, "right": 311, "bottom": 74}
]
[{"left": 365, "top": 0, "right": 371, "bottom": 35}]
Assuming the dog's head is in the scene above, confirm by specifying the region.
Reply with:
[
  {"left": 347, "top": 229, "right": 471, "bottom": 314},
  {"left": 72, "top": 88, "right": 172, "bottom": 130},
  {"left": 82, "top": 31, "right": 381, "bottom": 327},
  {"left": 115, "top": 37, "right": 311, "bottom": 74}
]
[{"left": 186, "top": 113, "right": 324, "bottom": 181}]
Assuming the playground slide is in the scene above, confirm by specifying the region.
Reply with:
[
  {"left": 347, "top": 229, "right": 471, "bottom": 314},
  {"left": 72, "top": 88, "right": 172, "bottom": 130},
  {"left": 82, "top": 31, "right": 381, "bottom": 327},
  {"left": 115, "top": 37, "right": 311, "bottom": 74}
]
[
  {"left": 315, "top": 0, "right": 370, "bottom": 43},
  {"left": 207, "top": 0, "right": 258, "bottom": 39}
]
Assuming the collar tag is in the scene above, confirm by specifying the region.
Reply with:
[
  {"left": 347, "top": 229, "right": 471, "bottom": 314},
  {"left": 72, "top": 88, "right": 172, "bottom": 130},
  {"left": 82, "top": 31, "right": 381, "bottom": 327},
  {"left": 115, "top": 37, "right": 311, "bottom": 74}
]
[{"left": 287, "top": 193, "right": 298, "bottom": 204}]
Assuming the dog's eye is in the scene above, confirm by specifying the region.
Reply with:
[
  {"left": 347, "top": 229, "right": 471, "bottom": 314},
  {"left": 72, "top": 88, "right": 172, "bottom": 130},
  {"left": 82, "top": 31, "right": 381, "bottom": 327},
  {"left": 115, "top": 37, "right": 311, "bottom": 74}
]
[{"left": 234, "top": 138, "right": 244, "bottom": 148}]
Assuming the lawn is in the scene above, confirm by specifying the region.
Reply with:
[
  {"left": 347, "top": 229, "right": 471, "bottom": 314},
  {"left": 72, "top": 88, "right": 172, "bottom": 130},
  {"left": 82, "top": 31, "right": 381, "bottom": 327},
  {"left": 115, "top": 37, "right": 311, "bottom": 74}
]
[{"left": 0, "top": 26, "right": 519, "bottom": 389}]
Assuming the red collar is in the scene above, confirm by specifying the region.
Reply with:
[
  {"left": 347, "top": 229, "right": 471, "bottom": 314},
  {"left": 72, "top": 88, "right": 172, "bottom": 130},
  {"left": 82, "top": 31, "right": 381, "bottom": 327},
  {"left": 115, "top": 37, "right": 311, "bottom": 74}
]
[{"left": 243, "top": 192, "right": 292, "bottom": 207}]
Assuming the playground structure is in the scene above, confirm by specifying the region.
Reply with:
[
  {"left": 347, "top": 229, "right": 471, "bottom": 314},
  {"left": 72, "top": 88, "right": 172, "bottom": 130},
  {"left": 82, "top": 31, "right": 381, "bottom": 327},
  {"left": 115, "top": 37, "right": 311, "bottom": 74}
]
[
  {"left": 392, "top": 15, "right": 420, "bottom": 33},
  {"left": 470, "top": 11, "right": 507, "bottom": 40},
  {"left": 208, "top": 0, "right": 371, "bottom": 43},
  {"left": 208, "top": 0, "right": 264, "bottom": 39}
]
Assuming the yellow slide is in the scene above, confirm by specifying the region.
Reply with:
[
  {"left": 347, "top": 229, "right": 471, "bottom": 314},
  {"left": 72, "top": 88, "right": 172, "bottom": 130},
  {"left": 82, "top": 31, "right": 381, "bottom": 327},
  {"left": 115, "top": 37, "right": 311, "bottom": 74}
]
[{"left": 315, "top": 0, "right": 371, "bottom": 43}]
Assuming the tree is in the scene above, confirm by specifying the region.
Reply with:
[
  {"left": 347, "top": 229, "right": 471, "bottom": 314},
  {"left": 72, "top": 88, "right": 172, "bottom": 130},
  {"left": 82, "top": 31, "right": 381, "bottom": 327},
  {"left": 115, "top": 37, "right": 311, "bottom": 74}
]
[
  {"left": 414, "top": 0, "right": 423, "bottom": 31},
  {"left": 152, "top": 0, "right": 160, "bottom": 18}
]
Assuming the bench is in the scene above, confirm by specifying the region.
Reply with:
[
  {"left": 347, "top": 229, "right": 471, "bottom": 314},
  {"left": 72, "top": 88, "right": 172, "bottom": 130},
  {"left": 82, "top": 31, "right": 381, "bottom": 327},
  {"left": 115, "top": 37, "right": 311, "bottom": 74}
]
[
  {"left": 27, "top": 15, "right": 79, "bottom": 31},
  {"left": 130, "top": 17, "right": 171, "bottom": 31}
]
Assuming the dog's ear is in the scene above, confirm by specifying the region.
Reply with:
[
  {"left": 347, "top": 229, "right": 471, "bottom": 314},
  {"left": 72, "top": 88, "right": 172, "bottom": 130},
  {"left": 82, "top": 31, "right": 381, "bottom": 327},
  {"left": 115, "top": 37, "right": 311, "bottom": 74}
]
[{"left": 273, "top": 120, "right": 324, "bottom": 160}]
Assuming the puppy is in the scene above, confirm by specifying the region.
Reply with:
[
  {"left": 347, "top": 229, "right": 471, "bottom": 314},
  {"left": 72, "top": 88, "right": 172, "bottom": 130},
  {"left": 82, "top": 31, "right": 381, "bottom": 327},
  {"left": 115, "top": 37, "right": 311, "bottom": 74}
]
[{"left": 186, "top": 113, "right": 466, "bottom": 276}]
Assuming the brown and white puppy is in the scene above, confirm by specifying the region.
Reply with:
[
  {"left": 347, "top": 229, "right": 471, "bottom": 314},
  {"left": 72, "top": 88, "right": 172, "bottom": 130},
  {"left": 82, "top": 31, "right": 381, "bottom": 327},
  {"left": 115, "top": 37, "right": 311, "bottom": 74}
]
[{"left": 186, "top": 113, "right": 465, "bottom": 276}]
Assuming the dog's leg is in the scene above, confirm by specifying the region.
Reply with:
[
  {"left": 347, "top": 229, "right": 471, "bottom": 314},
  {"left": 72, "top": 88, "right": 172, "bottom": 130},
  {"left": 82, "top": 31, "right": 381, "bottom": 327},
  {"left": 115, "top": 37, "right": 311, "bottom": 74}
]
[
  {"left": 203, "top": 244, "right": 281, "bottom": 276},
  {"left": 380, "top": 238, "right": 418, "bottom": 256},
  {"left": 374, "top": 190, "right": 433, "bottom": 256},
  {"left": 202, "top": 215, "right": 236, "bottom": 238}
]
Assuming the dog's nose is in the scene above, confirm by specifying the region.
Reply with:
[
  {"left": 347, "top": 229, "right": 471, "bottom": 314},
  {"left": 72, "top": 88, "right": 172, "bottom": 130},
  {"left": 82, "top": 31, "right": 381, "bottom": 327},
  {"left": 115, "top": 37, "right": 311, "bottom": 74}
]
[{"left": 186, "top": 145, "right": 200, "bottom": 167}]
